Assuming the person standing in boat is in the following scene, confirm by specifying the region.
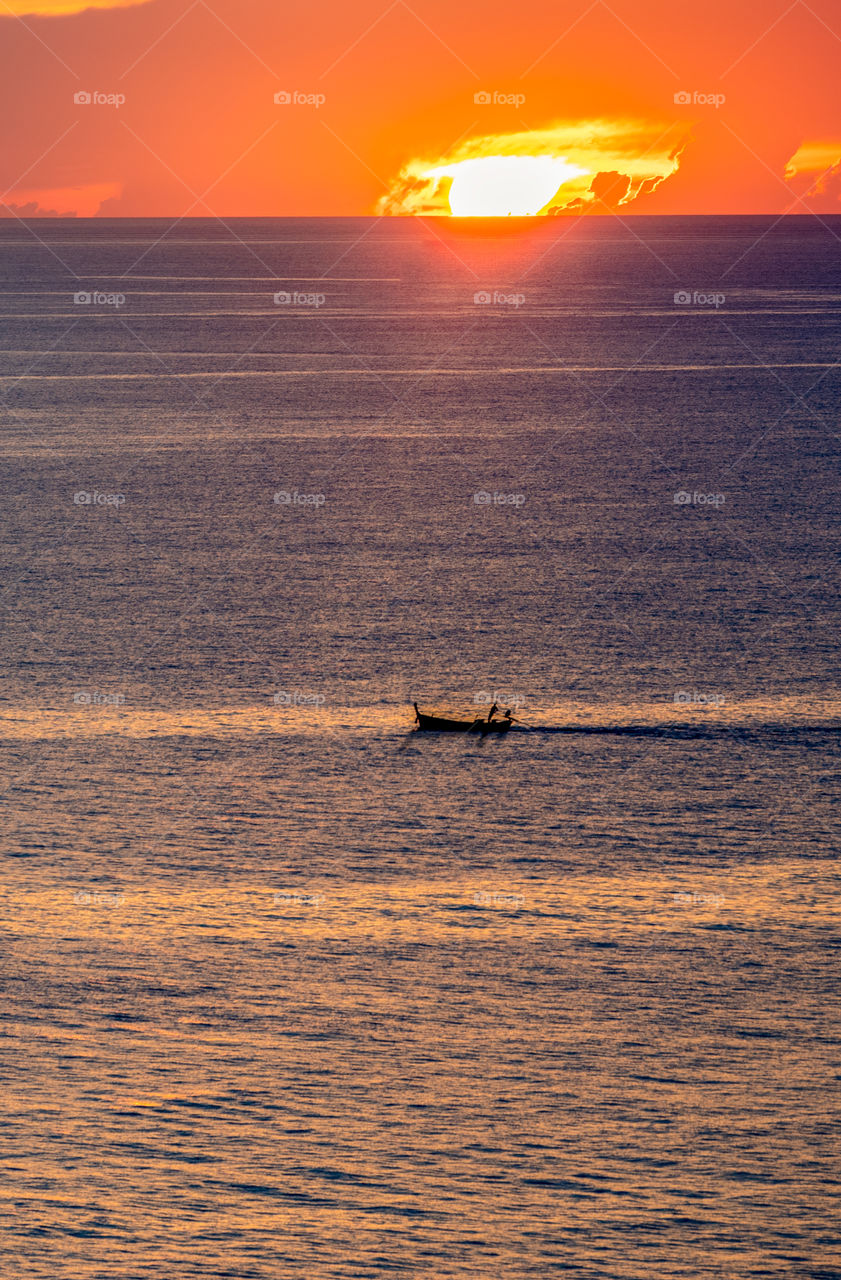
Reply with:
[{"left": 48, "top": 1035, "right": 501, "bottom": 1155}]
[{"left": 487, "top": 702, "right": 499, "bottom": 723}]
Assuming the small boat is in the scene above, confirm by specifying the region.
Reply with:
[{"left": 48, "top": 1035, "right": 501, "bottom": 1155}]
[{"left": 413, "top": 703, "right": 512, "bottom": 734}]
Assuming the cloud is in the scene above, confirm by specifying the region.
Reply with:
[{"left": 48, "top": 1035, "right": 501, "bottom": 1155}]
[
  {"left": 784, "top": 139, "right": 841, "bottom": 211},
  {"left": 0, "top": 182, "right": 122, "bottom": 216},
  {"left": 0, "top": 200, "right": 73, "bottom": 216},
  {"left": 2, "top": 0, "right": 153, "bottom": 16},
  {"left": 378, "top": 119, "right": 688, "bottom": 216}
]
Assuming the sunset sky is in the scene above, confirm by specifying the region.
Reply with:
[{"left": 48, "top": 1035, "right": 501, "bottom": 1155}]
[{"left": 1, "top": 0, "right": 840, "bottom": 217}]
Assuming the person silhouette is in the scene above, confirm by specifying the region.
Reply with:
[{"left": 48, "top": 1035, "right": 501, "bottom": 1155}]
[{"left": 487, "top": 702, "right": 499, "bottom": 723}]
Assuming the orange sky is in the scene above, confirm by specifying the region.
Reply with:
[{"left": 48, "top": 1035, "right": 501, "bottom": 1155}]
[{"left": 1, "top": 0, "right": 840, "bottom": 216}]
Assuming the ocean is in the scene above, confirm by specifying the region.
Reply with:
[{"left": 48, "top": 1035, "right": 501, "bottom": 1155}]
[{"left": 2, "top": 215, "right": 840, "bottom": 1278}]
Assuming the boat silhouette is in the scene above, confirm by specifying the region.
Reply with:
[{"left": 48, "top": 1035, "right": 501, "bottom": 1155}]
[{"left": 412, "top": 702, "right": 513, "bottom": 734}]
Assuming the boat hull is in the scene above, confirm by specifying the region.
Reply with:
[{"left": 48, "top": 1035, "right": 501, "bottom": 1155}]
[{"left": 415, "top": 712, "right": 511, "bottom": 734}]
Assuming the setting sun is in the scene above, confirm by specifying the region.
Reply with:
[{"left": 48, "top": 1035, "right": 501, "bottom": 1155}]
[
  {"left": 424, "top": 155, "right": 589, "bottom": 216},
  {"left": 377, "top": 123, "right": 689, "bottom": 218}
]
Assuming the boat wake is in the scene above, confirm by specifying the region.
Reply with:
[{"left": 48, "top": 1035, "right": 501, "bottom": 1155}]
[{"left": 515, "top": 723, "right": 841, "bottom": 738}]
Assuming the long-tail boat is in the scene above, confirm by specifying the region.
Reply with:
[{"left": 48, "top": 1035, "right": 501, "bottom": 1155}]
[{"left": 412, "top": 703, "right": 513, "bottom": 734}]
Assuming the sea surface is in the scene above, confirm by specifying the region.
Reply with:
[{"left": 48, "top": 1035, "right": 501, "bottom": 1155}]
[{"left": 1, "top": 215, "right": 840, "bottom": 1278}]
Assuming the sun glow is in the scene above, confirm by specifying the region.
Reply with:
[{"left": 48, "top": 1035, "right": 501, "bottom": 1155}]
[
  {"left": 378, "top": 121, "right": 689, "bottom": 217},
  {"left": 424, "top": 155, "right": 589, "bottom": 217}
]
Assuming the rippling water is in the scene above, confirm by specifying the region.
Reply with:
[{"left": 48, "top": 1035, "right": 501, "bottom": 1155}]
[{"left": 2, "top": 216, "right": 841, "bottom": 1278}]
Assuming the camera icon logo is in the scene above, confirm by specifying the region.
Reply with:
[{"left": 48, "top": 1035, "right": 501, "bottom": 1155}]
[
  {"left": 73, "top": 291, "right": 92, "bottom": 305},
  {"left": 674, "top": 290, "right": 692, "bottom": 305},
  {"left": 73, "top": 691, "right": 92, "bottom": 704},
  {"left": 673, "top": 491, "right": 692, "bottom": 504},
  {"left": 74, "top": 90, "right": 92, "bottom": 105},
  {"left": 473, "top": 491, "right": 492, "bottom": 504},
  {"left": 273, "top": 91, "right": 291, "bottom": 105},
  {"left": 674, "top": 91, "right": 692, "bottom": 105},
  {"left": 474, "top": 90, "right": 492, "bottom": 105},
  {"left": 273, "top": 291, "right": 291, "bottom": 305},
  {"left": 473, "top": 290, "right": 492, "bottom": 304}
]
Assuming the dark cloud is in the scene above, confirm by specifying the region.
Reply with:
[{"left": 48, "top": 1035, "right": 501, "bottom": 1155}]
[{"left": 0, "top": 200, "right": 74, "bottom": 217}]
